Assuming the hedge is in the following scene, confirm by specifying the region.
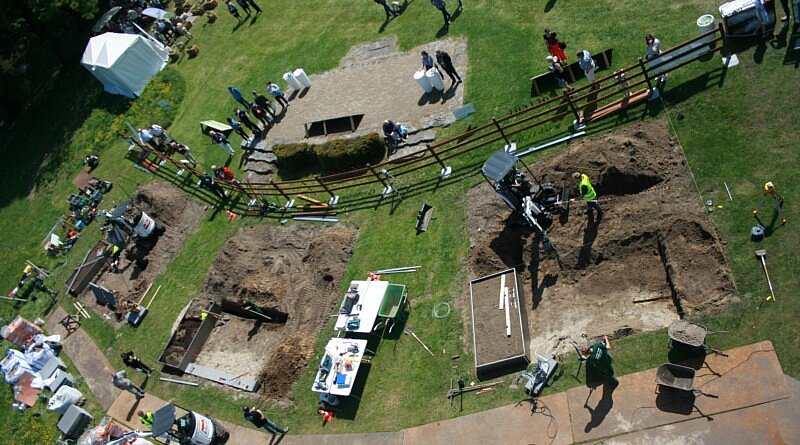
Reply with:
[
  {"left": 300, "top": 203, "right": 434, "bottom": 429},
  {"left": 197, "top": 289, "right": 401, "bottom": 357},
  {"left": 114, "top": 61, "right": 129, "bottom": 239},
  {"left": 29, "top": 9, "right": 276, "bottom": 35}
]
[{"left": 273, "top": 133, "right": 386, "bottom": 174}]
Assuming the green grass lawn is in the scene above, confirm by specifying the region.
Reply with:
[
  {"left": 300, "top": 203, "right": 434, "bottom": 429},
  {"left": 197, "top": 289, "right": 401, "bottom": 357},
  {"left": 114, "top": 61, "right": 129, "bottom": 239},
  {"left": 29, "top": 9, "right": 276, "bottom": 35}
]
[{"left": 1, "top": 0, "right": 798, "bottom": 441}]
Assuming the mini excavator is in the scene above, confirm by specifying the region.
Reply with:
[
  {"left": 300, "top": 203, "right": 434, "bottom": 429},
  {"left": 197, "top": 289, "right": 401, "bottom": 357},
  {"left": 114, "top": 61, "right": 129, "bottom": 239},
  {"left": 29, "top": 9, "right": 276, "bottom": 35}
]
[{"left": 481, "top": 151, "right": 570, "bottom": 251}]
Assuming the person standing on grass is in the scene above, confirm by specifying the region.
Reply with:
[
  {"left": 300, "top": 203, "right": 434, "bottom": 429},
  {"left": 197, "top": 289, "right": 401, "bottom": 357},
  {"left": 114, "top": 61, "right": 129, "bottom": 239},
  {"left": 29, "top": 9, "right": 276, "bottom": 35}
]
[
  {"left": 209, "top": 130, "right": 234, "bottom": 157},
  {"left": 252, "top": 91, "right": 276, "bottom": 119},
  {"left": 572, "top": 171, "right": 602, "bottom": 223},
  {"left": 430, "top": 0, "right": 450, "bottom": 26},
  {"left": 250, "top": 102, "right": 272, "bottom": 129},
  {"left": 243, "top": 406, "right": 289, "bottom": 436},
  {"left": 579, "top": 335, "right": 618, "bottom": 387},
  {"left": 266, "top": 81, "right": 290, "bottom": 109},
  {"left": 121, "top": 351, "right": 152, "bottom": 376},
  {"left": 212, "top": 165, "right": 238, "bottom": 184},
  {"left": 235, "top": 0, "right": 251, "bottom": 15},
  {"left": 754, "top": 0, "right": 771, "bottom": 38},
  {"left": 112, "top": 370, "right": 145, "bottom": 399},
  {"left": 246, "top": 0, "right": 262, "bottom": 14},
  {"left": 168, "top": 142, "right": 197, "bottom": 167},
  {"left": 234, "top": 107, "right": 260, "bottom": 135},
  {"left": 547, "top": 56, "right": 573, "bottom": 92},
  {"left": 225, "top": 1, "right": 243, "bottom": 23},
  {"left": 578, "top": 49, "right": 597, "bottom": 86},
  {"left": 227, "top": 86, "right": 250, "bottom": 108},
  {"left": 543, "top": 28, "right": 568, "bottom": 62},
  {"left": 374, "top": 0, "right": 398, "bottom": 19},
  {"left": 227, "top": 116, "right": 251, "bottom": 143},
  {"left": 644, "top": 34, "right": 661, "bottom": 61},
  {"left": 200, "top": 173, "right": 227, "bottom": 199},
  {"left": 435, "top": 49, "right": 462, "bottom": 84}
]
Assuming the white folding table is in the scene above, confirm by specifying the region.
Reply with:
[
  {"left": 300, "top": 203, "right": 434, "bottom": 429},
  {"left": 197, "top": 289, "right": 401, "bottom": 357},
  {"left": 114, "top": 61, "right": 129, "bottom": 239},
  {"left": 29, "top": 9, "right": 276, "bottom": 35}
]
[
  {"left": 334, "top": 280, "right": 389, "bottom": 334},
  {"left": 310, "top": 338, "right": 368, "bottom": 397}
]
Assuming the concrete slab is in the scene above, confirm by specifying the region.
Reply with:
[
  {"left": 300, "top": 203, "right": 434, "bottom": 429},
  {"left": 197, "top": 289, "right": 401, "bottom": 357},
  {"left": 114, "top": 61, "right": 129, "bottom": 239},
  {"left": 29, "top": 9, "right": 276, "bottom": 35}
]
[
  {"left": 107, "top": 392, "right": 187, "bottom": 430},
  {"left": 45, "top": 307, "right": 121, "bottom": 410},
  {"left": 591, "top": 404, "right": 786, "bottom": 445},
  {"left": 568, "top": 340, "right": 788, "bottom": 443},
  {"left": 278, "top": 432, "right": 404, "bottom": 445},
  {"left": 772, "top": 375, "right": 800, "bottom": 445},
  {"left": 401, "top": 391, "right": 572, "bottom": 445}
]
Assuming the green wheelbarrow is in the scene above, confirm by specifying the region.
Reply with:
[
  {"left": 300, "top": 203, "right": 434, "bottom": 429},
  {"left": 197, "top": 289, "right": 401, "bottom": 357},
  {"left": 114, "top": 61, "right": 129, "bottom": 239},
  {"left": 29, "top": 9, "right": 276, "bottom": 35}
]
[{"left": 374, "top": 284, "right": 407, "bottom": 336}]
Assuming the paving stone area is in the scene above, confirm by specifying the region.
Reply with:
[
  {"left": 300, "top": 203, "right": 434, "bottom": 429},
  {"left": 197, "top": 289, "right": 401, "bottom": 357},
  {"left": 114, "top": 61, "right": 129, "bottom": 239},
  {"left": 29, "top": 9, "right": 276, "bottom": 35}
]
[
  {"left": 43, "top": 309, "right": 799, "bottom": 445},
  {"left": 242, "top": 36, "right": 467, "bottom": 181},
  {"left": 45, "top": 307, "right": 121, "bottom": 410}
]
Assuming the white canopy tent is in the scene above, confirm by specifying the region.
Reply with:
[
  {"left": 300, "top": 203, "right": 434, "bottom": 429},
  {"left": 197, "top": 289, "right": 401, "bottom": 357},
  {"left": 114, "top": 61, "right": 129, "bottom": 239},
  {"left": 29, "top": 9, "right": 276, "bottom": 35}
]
[{"left": 81, "top": 33, "right": 168, "bottom": 99}]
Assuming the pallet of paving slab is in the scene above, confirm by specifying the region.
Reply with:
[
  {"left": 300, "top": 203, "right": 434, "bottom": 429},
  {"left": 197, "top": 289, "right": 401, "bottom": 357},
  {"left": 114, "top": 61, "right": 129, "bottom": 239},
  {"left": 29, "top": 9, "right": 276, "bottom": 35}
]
[{"left": 185, "top": 362, "right": 259, "bottom": 392}]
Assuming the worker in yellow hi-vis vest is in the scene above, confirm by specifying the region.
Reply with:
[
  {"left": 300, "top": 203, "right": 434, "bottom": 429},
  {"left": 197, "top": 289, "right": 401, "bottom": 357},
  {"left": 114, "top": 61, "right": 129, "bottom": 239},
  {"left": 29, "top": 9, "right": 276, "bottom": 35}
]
[{"left": 572, "top": 171, "right": 603, "bottom": 223}]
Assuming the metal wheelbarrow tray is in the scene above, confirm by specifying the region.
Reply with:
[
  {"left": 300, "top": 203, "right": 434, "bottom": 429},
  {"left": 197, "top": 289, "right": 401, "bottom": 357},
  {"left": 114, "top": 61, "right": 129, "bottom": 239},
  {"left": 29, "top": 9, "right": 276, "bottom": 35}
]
[
  {"left": 668, "top": 320, "right": 727, "bottom": 355},
  {"left": 656, "top": 363, "right": 717, "bottom": 398}
]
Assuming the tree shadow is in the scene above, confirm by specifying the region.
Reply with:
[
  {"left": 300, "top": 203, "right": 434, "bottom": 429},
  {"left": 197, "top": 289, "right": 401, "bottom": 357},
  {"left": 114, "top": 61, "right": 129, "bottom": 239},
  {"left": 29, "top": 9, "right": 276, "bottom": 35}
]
[
  {"left": 544, "top": 0, "right": 557, "bottom": 12},
  {"left": 0, "top": 67, "right": 134, "bottom": 209}
]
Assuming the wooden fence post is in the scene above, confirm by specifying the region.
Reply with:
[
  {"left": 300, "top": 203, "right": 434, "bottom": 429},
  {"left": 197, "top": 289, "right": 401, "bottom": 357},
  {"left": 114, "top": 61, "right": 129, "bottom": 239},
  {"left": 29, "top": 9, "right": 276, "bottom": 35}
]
[
  {"left": 315, "top": 175, "right": 339, "bottom": 205},
  {"left": 427, "top": 145, "right": 452, "bottom": 178},
  {"left": 271, "top": 180, "right": 294, "bottom": 208}
]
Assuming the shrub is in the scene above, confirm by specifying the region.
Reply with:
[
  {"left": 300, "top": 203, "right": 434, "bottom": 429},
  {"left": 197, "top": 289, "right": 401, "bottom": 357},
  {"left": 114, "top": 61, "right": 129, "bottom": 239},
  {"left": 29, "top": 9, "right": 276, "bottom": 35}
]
[
  {"left": 273, "top": 143, "right": 317, "bottom": 171},
  {"left": 274, "top": 133, "right": 387, "bottom": 175},
  {"left": 314, "top": 133, "right": 386, "bottom": 172}
]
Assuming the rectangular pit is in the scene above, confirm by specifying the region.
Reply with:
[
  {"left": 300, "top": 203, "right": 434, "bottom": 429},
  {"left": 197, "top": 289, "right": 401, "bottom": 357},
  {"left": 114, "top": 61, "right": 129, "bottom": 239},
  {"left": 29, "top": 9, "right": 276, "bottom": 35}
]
[{"left": 470, "top": 269, "right": 530, "bottom": 378}]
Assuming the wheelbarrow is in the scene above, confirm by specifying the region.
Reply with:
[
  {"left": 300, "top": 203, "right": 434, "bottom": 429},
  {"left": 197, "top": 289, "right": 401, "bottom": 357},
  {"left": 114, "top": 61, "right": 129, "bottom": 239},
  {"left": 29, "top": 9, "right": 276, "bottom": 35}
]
[
  {"left": 668, "top": 320, "right": 727, "bottom": 356},
  {"left": 656, "top": 363, "right": 717, "bottom": 398},
  {"left": 373, "top": 284, "right": 407, "bottom": 336}
]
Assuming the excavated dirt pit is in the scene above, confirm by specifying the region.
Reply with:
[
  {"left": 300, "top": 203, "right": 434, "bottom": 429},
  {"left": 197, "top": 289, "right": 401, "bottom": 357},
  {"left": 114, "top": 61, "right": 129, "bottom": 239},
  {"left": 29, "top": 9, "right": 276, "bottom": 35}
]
[
  {"left": 191, "top": 224, "right": 356, "bottom": 402},
  {"left": 465, "top": 119, "right": 735, "bottom": 357},
  {"left": 79, "top": 182, "right": 206, "bottom": 326}
]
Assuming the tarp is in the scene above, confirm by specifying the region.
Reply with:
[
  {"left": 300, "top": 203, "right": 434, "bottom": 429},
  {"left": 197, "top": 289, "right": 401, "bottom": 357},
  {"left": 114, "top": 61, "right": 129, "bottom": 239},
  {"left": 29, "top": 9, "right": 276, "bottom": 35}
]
[{"left": 81, "top": 33, "right": 168, "bottom": 98}]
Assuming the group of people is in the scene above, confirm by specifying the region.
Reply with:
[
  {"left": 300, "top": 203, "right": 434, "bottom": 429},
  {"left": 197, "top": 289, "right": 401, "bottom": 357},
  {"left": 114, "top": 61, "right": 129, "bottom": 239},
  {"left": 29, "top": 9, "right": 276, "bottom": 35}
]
[
  {"left": 421, "top": 49, "right": 463, "bottom": 84},
  {"left": 224, "top": 83, "right": 289, "bottom": 144},
  {"left": 544, "top": 28, "right": 663, "bottom": 92},
  {"left": 224, "top": 0, "right": 263, "bottom": 23},
  {"left": 138, "top": 123, "right": 197, "bottom": 167}
]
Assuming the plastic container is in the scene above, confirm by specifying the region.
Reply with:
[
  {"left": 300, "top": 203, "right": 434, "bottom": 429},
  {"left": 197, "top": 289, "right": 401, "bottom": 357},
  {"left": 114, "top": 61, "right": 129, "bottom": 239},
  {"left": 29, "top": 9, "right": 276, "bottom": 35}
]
[
  {"left": 293, "top": 68, "right": 312, "bottom": 88},
  {"left": 414, "top": 70, "right": 433, "bottom": 93},
  {"left": 696, "top": 14, "right": 717, "bottom": 49},
  {"left": 282, "top": 71, "right": 303, "bottom": 90},
  {"left": 426, "top": 68, "right": 445, "bottom": 91}
]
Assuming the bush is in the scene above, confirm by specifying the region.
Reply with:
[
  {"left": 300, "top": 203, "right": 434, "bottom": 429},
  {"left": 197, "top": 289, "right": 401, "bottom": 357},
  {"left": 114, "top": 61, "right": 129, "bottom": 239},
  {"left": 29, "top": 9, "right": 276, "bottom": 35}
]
[
  {"left": 314, "top": 133, "right": 386, "bottom": 172},
  {"left": 273, "top": 143, "right": 317, "bottom": 171},
  {"left": 274, "top": 133, "right": 387, "bottom": 175}
]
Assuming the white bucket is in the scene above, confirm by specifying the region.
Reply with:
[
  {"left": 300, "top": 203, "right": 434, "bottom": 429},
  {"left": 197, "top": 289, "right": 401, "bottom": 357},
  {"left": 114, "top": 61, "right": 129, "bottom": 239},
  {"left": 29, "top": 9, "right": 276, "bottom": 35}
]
[
  {"left": 426, "top": 68, "right": 445, "bottom": 91},
  {"left": 283, "top": 71, "right": 303, "bottom": 90},
  {"left": 414, "top": 70, "right": 433, "bottom": 93},
  {"left": 696, "top": 14, "right": 716, "bottom": 47},
  {"left": 293, "top": 68, "right": 312, "bottom": 88}
]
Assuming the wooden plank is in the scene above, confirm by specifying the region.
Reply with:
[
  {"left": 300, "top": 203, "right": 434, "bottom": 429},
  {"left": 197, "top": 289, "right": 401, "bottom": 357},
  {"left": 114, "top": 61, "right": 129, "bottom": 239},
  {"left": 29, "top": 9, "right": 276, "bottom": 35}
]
[
  {"left": 297, "top": 194, "right": 327, "bottom": 205},
  {"left": 499, "top": 274, "right": 506, "bottom": 310},
  {"left": 585, "top": 89, "right": 650, "bottom": 123}
]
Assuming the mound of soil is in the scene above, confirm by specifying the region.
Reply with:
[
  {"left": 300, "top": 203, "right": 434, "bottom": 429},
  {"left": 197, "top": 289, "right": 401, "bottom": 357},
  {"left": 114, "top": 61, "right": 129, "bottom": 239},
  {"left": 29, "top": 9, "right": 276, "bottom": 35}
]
[
  {"left": 465, "top": 120, "right": 735, "bottom": 356},
  {"left": 80, "top": 182, "right": 206, "bottom": 325},
  {"left": 194, "top": 224, "right": 356, "bottom": 402}
]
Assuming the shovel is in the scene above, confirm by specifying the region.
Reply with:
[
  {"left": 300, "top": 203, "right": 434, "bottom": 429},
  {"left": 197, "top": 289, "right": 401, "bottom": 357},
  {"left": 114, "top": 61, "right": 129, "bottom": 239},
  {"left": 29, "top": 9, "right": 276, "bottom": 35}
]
[
  {"left": 755, "top": 249, "right": 776, "bottom": 302},
  {"left": 404, "top": 327, "right": 435, "bottom": 356}
]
